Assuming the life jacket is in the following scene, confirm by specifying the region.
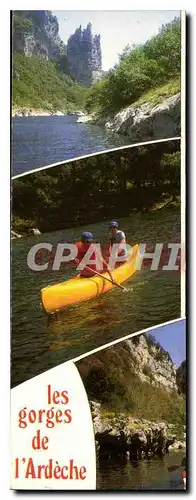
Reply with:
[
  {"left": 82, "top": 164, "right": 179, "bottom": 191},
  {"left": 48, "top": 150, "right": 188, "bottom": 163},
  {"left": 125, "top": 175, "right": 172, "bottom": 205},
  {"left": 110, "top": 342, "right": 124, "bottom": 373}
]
[
  {"left": 181, "top": 471, "right": 186, "bottom": 489},
  {"left": 75, "top": 241, "right": 103, "bottom": 277},
  {"left": 109, "top": 230, "right": 128, "bottom": 260},
  {"left": 76, "top": 241, "right": 92, "bottom": 260},
  {"left": 110, "top": 230, "right": 126, "bottom": 245}
]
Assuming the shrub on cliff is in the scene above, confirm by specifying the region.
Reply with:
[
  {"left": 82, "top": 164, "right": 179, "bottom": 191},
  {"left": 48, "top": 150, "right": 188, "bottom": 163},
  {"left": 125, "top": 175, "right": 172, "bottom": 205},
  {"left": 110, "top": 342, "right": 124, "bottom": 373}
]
[
  {"left": 145, "top": 334, "right": 173, "bottom": 363},
  {"left": 13, "top": 11, "right": 33, "bottom": 34},
  {"left": 176, "top": 360, "right": 186, "bottom": 394}
]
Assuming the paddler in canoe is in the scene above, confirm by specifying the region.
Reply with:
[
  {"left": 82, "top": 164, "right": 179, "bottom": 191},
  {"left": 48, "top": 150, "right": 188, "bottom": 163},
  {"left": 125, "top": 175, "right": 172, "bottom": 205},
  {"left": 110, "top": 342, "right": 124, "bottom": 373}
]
[
  {"left": 108, "top": 220, "right": 128, "bottom": 267},
  {"left": 73, "top": 230, "right": 113, "bottom": 278},
  {"left": 41, "top": 222, "right": 137, "bottom": 313},
  {"left": 73, "top": 222, "right": 128, "bottom": 278}
]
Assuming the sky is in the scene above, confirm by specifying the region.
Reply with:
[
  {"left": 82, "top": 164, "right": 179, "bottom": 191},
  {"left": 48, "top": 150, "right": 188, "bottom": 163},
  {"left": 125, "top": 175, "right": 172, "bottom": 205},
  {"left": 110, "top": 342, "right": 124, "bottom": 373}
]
[
  {"left": 53, "top": 10, "right": 180, "bottom": 71},
  {"left": 146, "top": 319, "right": 186, "bottom": 367}
]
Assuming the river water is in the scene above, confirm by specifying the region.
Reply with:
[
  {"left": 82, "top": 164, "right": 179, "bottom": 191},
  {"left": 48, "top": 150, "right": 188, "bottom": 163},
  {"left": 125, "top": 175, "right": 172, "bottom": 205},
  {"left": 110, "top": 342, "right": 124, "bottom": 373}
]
[
  {"left": 12, "top": 115, "right": 130, "bottom": 177},
  {"left": 12, "top": 209, "right": 180, "bottom": 388},
  {"left": 97, "top": 451, "right": 185, "bottom": 490}
]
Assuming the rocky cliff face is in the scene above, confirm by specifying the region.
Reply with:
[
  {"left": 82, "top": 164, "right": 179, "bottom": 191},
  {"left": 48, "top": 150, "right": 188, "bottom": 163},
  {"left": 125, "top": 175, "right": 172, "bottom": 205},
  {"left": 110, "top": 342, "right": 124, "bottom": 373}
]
[
  {"left": 77, "top": 334, "right": 186, "bottom": 462},
  {"left": 77, "top": 333, "right": 180, "bottom": 403},
  {"left": 67, "top": 23, "right": 102, "bottom": 86},
  {"left": 13, "top": 10, "right": 66, "bottom": 60},
  {"left": 104, "top": 92, "right": 180, "bottom": 141},
  {"left": 127, "top": 334, "right": 177, "bottom": 392},
  {"left": 13, "top": 12, "right": 102, "bottom": 86},
  {"left": 176, "top": 360, "right": 186, "bottom": 394}
]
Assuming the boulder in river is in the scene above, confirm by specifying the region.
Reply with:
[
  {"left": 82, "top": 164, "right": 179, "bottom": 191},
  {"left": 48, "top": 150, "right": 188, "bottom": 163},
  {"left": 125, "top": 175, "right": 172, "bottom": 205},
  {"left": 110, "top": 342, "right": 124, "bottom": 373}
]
[
  {"left": 31, "top": 228, "right": 41, "bottom": 235},
  {"left": 77, "top": 114, "right": 93, "bottom": 123},
  {"left": 11, "top": 230, "right": 22, "bottom": 239}
]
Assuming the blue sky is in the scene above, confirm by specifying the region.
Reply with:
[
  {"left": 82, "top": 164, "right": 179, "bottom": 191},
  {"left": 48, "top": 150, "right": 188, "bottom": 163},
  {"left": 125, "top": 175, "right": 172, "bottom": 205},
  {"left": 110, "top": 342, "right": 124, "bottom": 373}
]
[
  {"left": 53, "top": 10, "right": 180, "bottom": 70},
  {"left": 146, "top": 319, "right": 186, "bottom": 367}
]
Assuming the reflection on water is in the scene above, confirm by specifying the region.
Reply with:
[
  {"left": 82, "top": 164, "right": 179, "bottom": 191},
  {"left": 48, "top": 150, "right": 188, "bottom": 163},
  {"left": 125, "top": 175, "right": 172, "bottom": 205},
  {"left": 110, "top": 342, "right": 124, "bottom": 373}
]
[
  {"left": 97, "top": 451, "right": 185, "bottom": 490},
  {"left": 12, "top": 210, "right": 180, "bottom": 387},
  {"left": 12, "top": 115, "right": 130, "bottom": 176}
]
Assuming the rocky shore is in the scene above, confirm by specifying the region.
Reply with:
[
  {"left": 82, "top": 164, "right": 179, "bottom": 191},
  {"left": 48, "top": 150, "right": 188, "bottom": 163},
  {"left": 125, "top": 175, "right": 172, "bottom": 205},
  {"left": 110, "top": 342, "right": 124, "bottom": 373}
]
[
  {"left": 94, "top": 92, "right": 180, "bottom": 142},
  {"left": 12, "top": 108, "right": 66, "bottom": 117},
  {"left": 12, "top": 108, "right": 87, "bottom": 118},
  {"left": 91, "top": 401, "right": 186, "bottom": 461},
  {"left": 11, "top": 228, "right": 41, "bottom": 238},
  {"left": 11, "top": 230, "right": 22, "bottom": 239},
  {"left": 13, "top": 92, "right": 180, "bottom": 140}
]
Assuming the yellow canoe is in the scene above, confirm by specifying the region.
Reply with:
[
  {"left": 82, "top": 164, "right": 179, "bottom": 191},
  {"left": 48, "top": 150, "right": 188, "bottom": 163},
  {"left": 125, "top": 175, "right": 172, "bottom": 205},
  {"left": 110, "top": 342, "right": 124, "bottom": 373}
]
[{"left": 41, "top": 244, "right": 139, "bottom": 314}]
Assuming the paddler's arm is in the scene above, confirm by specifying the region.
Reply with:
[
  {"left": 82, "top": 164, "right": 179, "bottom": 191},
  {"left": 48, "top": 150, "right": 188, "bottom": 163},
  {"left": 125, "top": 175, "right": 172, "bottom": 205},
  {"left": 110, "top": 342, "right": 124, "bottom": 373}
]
[{"left": 102, "top": 257, "right": 114, "bottom": 282}]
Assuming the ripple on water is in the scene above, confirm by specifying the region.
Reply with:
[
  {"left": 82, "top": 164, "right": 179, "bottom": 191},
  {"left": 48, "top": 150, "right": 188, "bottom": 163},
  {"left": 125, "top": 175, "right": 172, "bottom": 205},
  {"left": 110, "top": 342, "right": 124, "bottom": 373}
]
[
  {"left": 97, "top": 451, "right": 185, "bottom": 490},
  {"left": 12, "top": 116, "right": 130, "bottom": 176},
  {"left": 12, "top": 210, "right": 180, "bottom": 387}
]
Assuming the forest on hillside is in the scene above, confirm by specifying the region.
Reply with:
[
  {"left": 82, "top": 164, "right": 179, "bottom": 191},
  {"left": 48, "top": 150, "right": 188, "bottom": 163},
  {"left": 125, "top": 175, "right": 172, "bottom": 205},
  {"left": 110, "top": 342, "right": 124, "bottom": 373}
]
[
  {"left": 13, "top": 53, "right": 88, "bottom": 112},
  {"left": 12, "top": 140, "right": 180, "bottom": 234},
  {"left": 86, "top": 17, "right": 181, "bottom": 114}
]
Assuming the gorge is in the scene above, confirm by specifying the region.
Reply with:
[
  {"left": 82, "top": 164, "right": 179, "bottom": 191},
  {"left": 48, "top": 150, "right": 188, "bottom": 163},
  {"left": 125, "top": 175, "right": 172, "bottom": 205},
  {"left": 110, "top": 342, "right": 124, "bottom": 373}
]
[{"left": 76, "top": 334, "right": 186, "bottom": 463}]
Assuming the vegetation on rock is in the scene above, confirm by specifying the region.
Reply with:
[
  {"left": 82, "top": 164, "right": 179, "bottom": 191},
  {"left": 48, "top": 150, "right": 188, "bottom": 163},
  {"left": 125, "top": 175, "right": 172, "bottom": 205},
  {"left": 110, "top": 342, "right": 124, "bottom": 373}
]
[
  {"left": 176, "top": 360, "right": 186, "bottom": 394},
  {"left": 145, "top": 334, "right": 173, "bottom": 363},
  {"left": 85, "top": 17, "right": 181, "bottom": 115},
  {"left": 13, "top": 10, "right": 33, "bottom": 33},
  {"left": 76, "top": 338, "right": 186, "bottom": 429}
]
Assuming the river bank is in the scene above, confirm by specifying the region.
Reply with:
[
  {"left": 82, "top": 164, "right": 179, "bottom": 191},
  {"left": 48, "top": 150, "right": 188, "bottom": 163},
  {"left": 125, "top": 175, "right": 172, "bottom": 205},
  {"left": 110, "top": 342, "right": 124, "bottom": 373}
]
[
  {"left": 12, "top": 197, "right": 180, "bottom": 238},
  {"left": 13, "top": 85, "right": 180, "bottom": 129},
  {"left": 12, "top": 107, "right": 88, "bottom": 117},
  {"left": 92, "top": 91, "right": 180, "bottom": 142},
  {"left": 91, "top": 401, "right": 186, "bottom": 462}
]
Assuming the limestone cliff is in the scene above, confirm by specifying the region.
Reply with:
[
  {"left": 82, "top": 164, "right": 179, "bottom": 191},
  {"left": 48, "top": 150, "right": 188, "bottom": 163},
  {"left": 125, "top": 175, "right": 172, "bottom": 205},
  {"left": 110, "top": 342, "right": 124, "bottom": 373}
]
[
  {"left": 13, "top": 10, "right": 66, "bottom": 60},
  {"left": 76, "top": 335, "right": 186, "bottom": 461},
  {"left": 13, "top": 12, "right": 102, "bottom": 87},
  {"left": 77, "top": 333, "right": 179, "bottom": 398},
  {"left": 176, "top": 360, "right": 186, "bottom": 394},
  {"left": 127, "top": 334, "right": 177, "bottom": 392},
  {"left": 67, "top": 23, "right": 102, "bottom": 86}
]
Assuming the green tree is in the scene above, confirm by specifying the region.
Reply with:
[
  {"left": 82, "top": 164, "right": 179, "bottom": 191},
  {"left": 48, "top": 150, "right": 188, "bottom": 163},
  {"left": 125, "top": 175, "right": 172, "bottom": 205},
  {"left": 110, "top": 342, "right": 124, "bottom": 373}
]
[
  {"left": 85, "top": 17, "right": 181, "bottom": 114},
  {"left": 160, "top": 151, "right": 180, "bottom": 199},
  {"left": 13, "top": 11, "right": 32, "bottom": 33}
]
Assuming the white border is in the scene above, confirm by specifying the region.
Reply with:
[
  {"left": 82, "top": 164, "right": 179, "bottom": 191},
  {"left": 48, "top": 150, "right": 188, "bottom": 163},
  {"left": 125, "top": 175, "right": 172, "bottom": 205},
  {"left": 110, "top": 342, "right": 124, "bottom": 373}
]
[
  {"left": 2, "top": 4, "right": 192, "bottom": 499},
  {"left": 12, "top": 136, "right": 181, "bottom": 179},
  {"left": 181, "top": 11, "right": 186, "bottom": 318},
  {"left": 5, "top": 1, "right": 190, "bottom": 11},
  {"left": 72, "top": 317, "right": 185, "bottom": 365}
]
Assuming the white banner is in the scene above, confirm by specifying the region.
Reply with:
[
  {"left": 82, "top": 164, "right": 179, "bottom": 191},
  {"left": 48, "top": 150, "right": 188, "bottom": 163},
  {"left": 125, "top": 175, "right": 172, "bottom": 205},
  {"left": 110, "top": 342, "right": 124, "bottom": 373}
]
[{"left": 11, "top": 361, "right": 96, "bottom": 490}]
